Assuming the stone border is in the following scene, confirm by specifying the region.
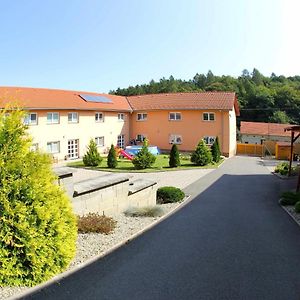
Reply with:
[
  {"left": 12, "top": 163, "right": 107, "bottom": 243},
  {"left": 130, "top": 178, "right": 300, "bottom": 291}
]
[
  {"left": 280, "top": 204, "right": 300, "bottom": 228},
  {"left": 10, "top": 194, "right": 193, "bottom": 300}
]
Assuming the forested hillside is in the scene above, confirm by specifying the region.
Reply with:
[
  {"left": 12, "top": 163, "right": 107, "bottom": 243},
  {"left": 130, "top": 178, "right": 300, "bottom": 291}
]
[{"left": 110, "top": 69, "right": 300, "bottom": 125}]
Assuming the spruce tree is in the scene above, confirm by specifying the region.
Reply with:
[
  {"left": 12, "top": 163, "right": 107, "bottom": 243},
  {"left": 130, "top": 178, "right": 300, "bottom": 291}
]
[
  {"left": 211, "top": 136, "right": 221, "bottom": 163},
  {"left": 83, "top": 139, "right": 103, "bottom": 166},
  {"left": 0, "top": 107, "right": 77, "bottom": 286},
  {"left": 191, "top": 139, "right": 212, "bottom": 166},
  {"left": 132, "top": 139, "right": 156, "bottom": 169},
  {"left": 169, "top": 144, "right": 180, "bottom": 168},
  {"left": 107, "top": 144, "right": 118, "bottom": 168}
]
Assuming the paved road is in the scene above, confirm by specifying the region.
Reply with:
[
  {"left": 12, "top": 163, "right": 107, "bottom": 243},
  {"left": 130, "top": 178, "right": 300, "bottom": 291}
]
[{"left": 24, "top": 156, "right": 300, "bottom": 300}]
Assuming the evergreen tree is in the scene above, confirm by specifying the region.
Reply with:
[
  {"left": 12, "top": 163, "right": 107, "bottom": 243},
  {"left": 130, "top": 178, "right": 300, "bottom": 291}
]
[
  {"left": 211, "top": 137, "right": 221, "bottom": 163},
  {"left": 0, "top": 107, "right": 77, "bottom": 286},
  {"left": 107, "top": 144, "right": 118, "bottom": 168},
  {"left": 83, "top": 139, "right": 103, "bottom": 166},
  {"left": 169, "top": 144, "right": 180, "bottom": 168},
  {"left": 132, "top": 139, "right": 156, "bottom": 169},
  {"left": 191, "top": 139, "right": 212, "bottom": 166}
]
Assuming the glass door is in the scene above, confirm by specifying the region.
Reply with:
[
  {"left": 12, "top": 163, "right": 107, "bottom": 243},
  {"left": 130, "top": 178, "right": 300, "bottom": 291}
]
[{"left": 68, "top": 139, "right": 79, "bottom": 159}]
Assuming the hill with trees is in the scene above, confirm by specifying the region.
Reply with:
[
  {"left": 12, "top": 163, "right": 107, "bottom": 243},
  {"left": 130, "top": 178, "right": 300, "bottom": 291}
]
[{"left": 110, "top": 69, "right": 300, "bottom": 125}]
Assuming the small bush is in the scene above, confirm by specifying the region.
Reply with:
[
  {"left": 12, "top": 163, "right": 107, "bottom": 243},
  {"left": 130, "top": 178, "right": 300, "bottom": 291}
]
[
  {"left": 107, "top": 144, "right": 118, "bottom": 168},
  {"left": 157, "top": 186, "right": 185, "bottom": 204},
  {"left": 279, "top": 191, "right": 300, "bottom": 206},
  {"left": 124, "top": 206, "right": 164, "bottom": 217},
  {"left": 132, "top": 139, "right": 156, "bottom": 169},
  {"left": 274, "top": 162, "right": 290, "bottom": 175},
  {"left": 83, "top": 139, "right": 103, "bottom": 166},
  {"left": 191, "top": 139, "right": 212, "bottom": 166},
  {"left": 169, "top": 144, "right": 181, "bottom": 168},
  {"left": 77, "top": 213, "right": 117, "bottom": 234},
  {"left": 295, "top": 201, "right": 300, "bottom": 213}
]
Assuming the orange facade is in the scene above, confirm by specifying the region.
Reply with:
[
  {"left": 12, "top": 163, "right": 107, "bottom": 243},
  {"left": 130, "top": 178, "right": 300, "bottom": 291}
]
[{"left": 130, "top": 109, "right": 235, "bottom": 156}]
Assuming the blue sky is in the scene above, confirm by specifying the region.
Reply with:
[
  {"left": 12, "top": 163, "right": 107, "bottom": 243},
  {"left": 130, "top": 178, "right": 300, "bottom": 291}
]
[{"left": 1, "top": 0, "right": 299, "bottom": 93}]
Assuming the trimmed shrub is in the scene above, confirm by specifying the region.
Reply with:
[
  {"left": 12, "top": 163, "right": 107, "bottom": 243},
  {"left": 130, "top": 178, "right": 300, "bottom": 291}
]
[
  {"left": 83, "top": 139, "right": 103, "bottom": 166},
  {"left": 157, "top": 186, "right": 185, "bottom": 204},
  {"left": 0, "top": 107, "right": 77, "bottom": 286},
  {"left": 77, "top": 213, "right": 117, "bottom": 234},
  {"left": 191, "top": 139, "right": 212, "bottom": 166},
  {"left": 169, "top": 144, "right": 181, "bottom": 168},
  {"left": 132, "top": 139, "right": 156, "bottom": 169},
  {"left": 107, "top": 144, "right": 118, "bottom": 168},
  {"left": 279, "top": 191, "right": 300, "bottom": 206},
  {"left": 211, "top": 136, "right": 221, "bottom": 163},
  {"left": 295, "top": 201, "right": 300, "bottom": 213},
  {"left": 124, "top": 206, "right": 164, "bottom": 217}
]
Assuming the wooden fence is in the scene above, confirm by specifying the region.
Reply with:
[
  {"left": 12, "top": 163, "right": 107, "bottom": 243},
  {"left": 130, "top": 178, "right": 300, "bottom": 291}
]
[{"left": 236, "top": 143, "right": 264, "bottom": 156}]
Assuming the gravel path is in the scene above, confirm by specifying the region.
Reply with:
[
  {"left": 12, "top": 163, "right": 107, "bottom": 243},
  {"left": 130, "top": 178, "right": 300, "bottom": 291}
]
[{"left": 0, "top": 165, "right": 212, "bottom": 299}]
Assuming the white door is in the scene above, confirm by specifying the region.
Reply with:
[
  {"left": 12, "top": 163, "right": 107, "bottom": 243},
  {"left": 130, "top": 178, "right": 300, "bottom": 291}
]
[
  {"left": 68, "top": 139, "right": 79, "bottom": 159},
  {"left": 117, "top": 135, "right": 125, "bottom": 149}
]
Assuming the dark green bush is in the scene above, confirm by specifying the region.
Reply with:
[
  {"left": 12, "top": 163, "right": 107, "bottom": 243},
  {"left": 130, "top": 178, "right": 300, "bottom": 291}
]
[
  {"left": 157, "top": 186, "right": 185, "bottom": 204},
  {"left": 77, "top": 213, "right": 117, "bottom": 234},
  {"left": 107, "top": 144, "right": 118, "bottom": 168},
  {"left": 132, "top": 139, "right": 156, "bottom": 169},
  {"left": 169, "top": 144, "right": 180, "bottom": 168},
  {"left": 0, "top": 107, "right": 77, "bottom": 286},
  {"left": 191, "top": 139, "right": 212, "bottom": 166},
  {"left": 83, "top": 139, "right": 103, "bottom": 166},
  {"left": 211, "top": 136, "right": 221, "bottom": 163},
  {"left": 295, "top": 201, "right": 300, "bottom": 213},
  {"left": 279, "top": 191, "right": 300, "bottom": 206}
]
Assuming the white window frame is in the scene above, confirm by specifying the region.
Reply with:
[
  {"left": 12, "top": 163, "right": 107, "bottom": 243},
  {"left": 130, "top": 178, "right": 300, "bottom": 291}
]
[
  {"left": 203, "top": 112, "right": 215, "bottom": 121},
  {"left": 169, "top": 112, "right": 182, "bottom": 121},
  {"left": 169, "top": 134, "right": 182, "bottom": 145},
  {"left": 117, "top": 134, "right": 125, "bottom": 149},
  {"left": 95, "top": 136, "right": 105, "bottom": 147},
  {"left": 47, "top": 141, "right": 60, "bottom": 154},
  {"left": 118, "top": 113, "right": 125, "bottom": 121},
  {"left": 95, "top": 112, "right": 104, "bottom": 122},
  {"left": 68, "top": 112, "right": 78, "bottom": 123},
  {"left": 137, "top": 113, "right": 147, "bottom": 121},
  {"left": 136, "top": 134, "right": 146, "bottom": 142},
  {"left": 203, "top": 136, "right": 216, "bottom": 145},
  {"left": 24, "top": 113, "right": 38, "bottom": 125},
  {"left": 47, "top": 112, "right": 59, "bottom": 124}
]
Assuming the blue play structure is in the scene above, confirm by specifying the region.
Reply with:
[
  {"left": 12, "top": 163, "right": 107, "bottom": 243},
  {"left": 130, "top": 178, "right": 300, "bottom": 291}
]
[{"left": 125, "top": 145, "right": 161, "bottom": 156}]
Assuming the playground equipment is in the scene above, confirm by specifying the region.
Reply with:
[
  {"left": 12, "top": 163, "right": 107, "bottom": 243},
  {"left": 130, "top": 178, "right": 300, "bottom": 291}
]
[{"left": 120, "top": 149, "right": 133, "bottom": 160}]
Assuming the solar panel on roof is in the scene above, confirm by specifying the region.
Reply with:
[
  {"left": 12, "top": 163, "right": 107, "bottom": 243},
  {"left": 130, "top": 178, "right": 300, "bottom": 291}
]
[{"left": 79, "top": 94, "right": 113, "bottom": 103}]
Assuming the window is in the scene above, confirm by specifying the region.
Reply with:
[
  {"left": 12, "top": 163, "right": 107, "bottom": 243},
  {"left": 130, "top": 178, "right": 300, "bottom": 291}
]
[
  {"left": 95, "top": 112, "right": 104, "bottom": 122},
  {"left": 169, "top": 134, "right": 182, "bottom": 144},
  {"left": 136, "top": 134, "right": 146, "bottom": 142},
  {"left": 95, "top": 136, "right": 104, "bottom": 147},
  {"left": 203, "top": 112, "right": 215, "bottom": 121},
  {"left": 47, "top": 141, "right": 60, "bottom": 153},
  {"left": 47, "top": 112, "right": 59, "bottom": 124},
  {"left": 118, "top": 113, "right": 124, "bottom": 121},
  {"left": 117, "top": 134, "right": 125, "bottom": 149},
  {"left": 169, "top": 112, "right": 181, "bottom": 121},
  {"left": 30, "top": 143, "right": 38, "bottom": 152},
  {"left": 137, "top": 113, "right": 147, "bottom": 121},
  {"left": 203, "top": 136, "right": 215, "bottom": 145},
  {"left": 24, "top": 113, "right": 37, "bottom": 125},
  {"left": 68, "top": 112, "right": 78, "bottom": 123}
]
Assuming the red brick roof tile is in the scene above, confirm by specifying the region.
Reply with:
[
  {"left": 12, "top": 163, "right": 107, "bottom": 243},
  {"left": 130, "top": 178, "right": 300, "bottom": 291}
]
[{"left": 240, "top": 121, "right": 291, "bottom": 137}]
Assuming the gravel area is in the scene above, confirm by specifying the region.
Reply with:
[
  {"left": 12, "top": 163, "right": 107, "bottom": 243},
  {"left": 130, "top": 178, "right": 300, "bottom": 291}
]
[{"left": 0, "top": 201, "right": 184, "bottom": 300}]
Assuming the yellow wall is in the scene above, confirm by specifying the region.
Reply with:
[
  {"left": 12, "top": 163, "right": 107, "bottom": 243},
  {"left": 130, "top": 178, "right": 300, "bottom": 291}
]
[
  {"left": 130, "top": 109, "right": 234, "bottom": 156},
  {"left": 27, "top": 110, "right": 130, "bottom": 160}
]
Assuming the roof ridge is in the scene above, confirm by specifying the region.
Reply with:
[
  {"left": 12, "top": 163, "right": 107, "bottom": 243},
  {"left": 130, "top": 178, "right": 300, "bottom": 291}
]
[{"left": 127, "top": 91, "right": 236, "bottom": 98}]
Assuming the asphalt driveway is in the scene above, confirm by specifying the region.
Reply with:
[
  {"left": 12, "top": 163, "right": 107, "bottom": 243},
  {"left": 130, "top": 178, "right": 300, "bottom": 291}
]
[{"left": 22, "top": 156, "right": 300, "bottom": 300}]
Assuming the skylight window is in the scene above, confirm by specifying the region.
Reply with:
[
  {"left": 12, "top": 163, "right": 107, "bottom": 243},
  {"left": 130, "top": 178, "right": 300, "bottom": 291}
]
[{"left": 79, "top": 94, "right": 113, "bottom": 103}]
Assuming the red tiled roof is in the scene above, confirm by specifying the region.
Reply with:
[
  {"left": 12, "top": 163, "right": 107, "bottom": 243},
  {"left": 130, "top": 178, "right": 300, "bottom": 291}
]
[
  {"left": 0, "top": 87, "right": 131, "bottom": 111},
  {"left": 240, "top": 121, "right": 292, "bottom": 137},
  {"left": 127, "top": 92, "right": 240, "bottom": 115}
]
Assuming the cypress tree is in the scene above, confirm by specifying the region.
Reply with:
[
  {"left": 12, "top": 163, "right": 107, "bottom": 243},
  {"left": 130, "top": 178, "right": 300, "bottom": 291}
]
[
  {"left": 169, "top": 144, "right": 180, "bottom": 168},
  {"left": 191, "top": 139, "right": 212, "bottom": 166},
  {"left": 107, "top": 144, "right": 118, "bottom": 168},
  {"left": 211, "top": 136, "right": 221, "bottom": 163},
  {"left": 83, "top": 139, "right": 103, "bottom": 166},
  {"left": 0, "top": 107, "right": 77, "bottom": 286},
  {"left": 132, "top": 139, "right": 156, "bottom": 169}
]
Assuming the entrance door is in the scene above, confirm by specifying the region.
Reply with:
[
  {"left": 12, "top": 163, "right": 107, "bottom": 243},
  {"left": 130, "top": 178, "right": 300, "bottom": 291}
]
[
  {"left": 68, "top": 139, "right": 79, "bottom": 159},
  {"left": 117, "top": 135, "right": 125, "bottom": 149}
]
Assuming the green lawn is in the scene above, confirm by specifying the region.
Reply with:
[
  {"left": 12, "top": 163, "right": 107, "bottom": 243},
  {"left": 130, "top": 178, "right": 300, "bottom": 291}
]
[{"left": 67, "top": 154, "right": 224, "bottom": 173}]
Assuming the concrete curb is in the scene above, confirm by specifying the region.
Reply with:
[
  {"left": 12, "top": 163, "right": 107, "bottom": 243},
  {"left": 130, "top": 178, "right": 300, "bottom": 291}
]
[
  {"left": 10, "top": 194, "right": 194, "bottom": 300},
  {"left": 280, "top": 204, "right": 300, "bottom": 228}
]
